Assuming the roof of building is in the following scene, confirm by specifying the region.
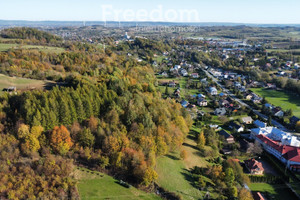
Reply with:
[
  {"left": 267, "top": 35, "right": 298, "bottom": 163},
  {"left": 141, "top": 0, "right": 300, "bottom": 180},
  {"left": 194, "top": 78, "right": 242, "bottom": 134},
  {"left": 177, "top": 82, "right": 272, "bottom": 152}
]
[
  {"left": 219, "top": 130, "right": 234, "bottom": 139},
  {"left": 282, "top": 148, "right": 300, "bottom": 163},
  {"left": 256, "top": 134, "right": 300, "bottom": 163},
  {"left": 180, "top": 100, "right": 189, "bottom": 107},
  {"left": 229, "top": 121, "right": 242, "bottom": 130},
  {"left": 209, "top": 87, "right": 217, "bottom": 92},
  {"left": 252, "top": 192, "right": 265, "bottom": 200},
  {"left": 254, "top": 120, "right": 267, "bottom": 128},
  {"left": 290, "top": 116, "right": 300, "bottom": 124},
  {"left": 245, "top": 158, "right": 264, "bottom": 172},
  {"left": 242, "top": 116, "right": 253, "bottom": 123}
]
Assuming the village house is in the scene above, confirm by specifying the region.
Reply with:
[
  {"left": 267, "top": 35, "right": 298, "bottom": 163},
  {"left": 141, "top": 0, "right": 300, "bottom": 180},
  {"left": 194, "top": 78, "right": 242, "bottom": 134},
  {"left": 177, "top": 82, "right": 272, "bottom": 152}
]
[
  {"left": 201, "top": 78, "right": 208, "bottom": 86},
  {"left": 229, "top": 121, "right": 244, "bottom": 132},
  {"left": 220, "top": 99, "right": 230, "bottom": 106},
  {"left": 290, "top": 116, "right": 300, "bottom": 127},
  {"left": 244, "top": 158, "right": 264, "bottom": 175},
  {"left": 191, "top": 73, "right": 199, "bottom": 79},
  {"left": 234, "top": 82, "right": 242, "bottom": 88},
  {"left": 208, "top": 87, "right": 218, "bottom": 95},
  {"left": 180, "top": 100, "right": 189, "bottom": 108},
  {"left": 252, "top": 192, "right": 266, "bottom": 200},
  {"left": 241, "top": 116, "right": 253, "bottom": 124},
  {"left": 209, "top": 124, "right": 219, "bottom": 129},
  {"left": 272, "top": 107, "right": 284, "bottom": 117},
  {"left": 252, "top": 95, "right": 263, "bottom": 104},
  {"left": 219, "top": 92, "right": 227, "bottom": 98},
  {"left": 174, "top": 65, "right": 181, "bottom": 70},
  {"left": 214, "top": 107, "right": 226, "bottom": 116},
  {"left": 197, "top": 99, "right": 208, "bottom": 107},
  {"left": 254, "top": 120, "right": 267, "bottom": 128},
  {"left": 219, "top": 130, "right": 235, "bottom": 144},
  {"left": 160, "top": 71, "right": 168, "bottom": 77},
  {"left": 245, "top": 93, "right": 253, "bottom": 100},
  {"left": 168, "top": 81, "right": 176, "bottom": 87},
  {"left": 180, "top": 69, "right": 188, "bottom": 77}
]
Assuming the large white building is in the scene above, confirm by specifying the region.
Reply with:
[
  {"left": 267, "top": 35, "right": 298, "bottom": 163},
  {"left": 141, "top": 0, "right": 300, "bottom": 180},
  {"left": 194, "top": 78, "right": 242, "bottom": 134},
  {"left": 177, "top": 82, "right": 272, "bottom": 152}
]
[
  {"left": 251, "top": 127, "right": 300, "bottom": 171},
  {"left": 251, "top": 127, "right": 300, "bottom": 147}
]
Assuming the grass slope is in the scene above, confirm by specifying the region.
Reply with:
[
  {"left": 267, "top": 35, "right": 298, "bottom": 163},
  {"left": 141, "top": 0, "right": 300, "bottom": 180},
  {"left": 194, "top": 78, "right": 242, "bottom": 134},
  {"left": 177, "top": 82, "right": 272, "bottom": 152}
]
[
  {"left": 75, "top": 168, "right": 161, "bottom": 200},
  {"left": 156, "top": 152, "right": 204, "bottom": 200},
  {"left": 182, "top": 127, "right": 209, "bottom": 169},
  {"left": 251, "top": 88, "right": 300, "bottom": 117}
]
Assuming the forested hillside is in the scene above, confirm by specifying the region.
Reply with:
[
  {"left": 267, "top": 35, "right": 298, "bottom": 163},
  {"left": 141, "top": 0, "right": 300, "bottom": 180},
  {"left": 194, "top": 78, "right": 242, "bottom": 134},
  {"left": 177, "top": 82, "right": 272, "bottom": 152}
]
[{"left": 0, "top": 28, "right": 192, "bottom": 199}]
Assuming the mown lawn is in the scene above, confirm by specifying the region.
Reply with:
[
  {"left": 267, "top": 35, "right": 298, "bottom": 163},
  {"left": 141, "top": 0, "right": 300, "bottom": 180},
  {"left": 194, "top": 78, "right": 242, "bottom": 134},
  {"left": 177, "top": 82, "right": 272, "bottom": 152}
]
[
  {"left": 0, "top": 43, "right": 65, "bottom": 53},
  {"left": 249, "top": 183, "right": 298, "bottom": 200},
  {"left": 251, "top": 88, "right": 300, "bottom": 117},
  {"left": 76, "top": 168, "right": 161, "bottom": 200}
]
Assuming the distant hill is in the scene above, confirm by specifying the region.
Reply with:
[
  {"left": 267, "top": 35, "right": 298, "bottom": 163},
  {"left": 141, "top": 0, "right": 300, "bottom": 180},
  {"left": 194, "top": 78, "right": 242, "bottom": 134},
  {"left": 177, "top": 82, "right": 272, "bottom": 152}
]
[
  {"left": 0, "top": 20, "right": 300, "bottom": 28},
  {"left": 0, "top": 27, "right": 61, "bottom": 42}
]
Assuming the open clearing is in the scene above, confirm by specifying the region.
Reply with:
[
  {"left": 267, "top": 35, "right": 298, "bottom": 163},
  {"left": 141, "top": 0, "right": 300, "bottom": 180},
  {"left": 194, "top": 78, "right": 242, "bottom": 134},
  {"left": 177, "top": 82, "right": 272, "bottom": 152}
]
[
  {"left": 251, "top": 88, "right": 300, "bottom": 117},
  {"left": 0, "top": 74, "right": 52, "bottom": 95},
  {"left": 75, "top": 167, "right": 160, "bottom": 200},
  {"left": 0, "top": 43, "right": 65, "bottom": 53}
]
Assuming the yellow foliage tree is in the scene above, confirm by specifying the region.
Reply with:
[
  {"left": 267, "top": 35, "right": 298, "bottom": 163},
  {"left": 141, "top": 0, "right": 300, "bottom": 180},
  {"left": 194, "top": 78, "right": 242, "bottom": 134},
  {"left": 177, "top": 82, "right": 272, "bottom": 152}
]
[
  {"left": 50, "top": 125, "right": 73, "bottom": 155},
  {"left": 142, "top": 167, "right": 158, "bottom": 187}
]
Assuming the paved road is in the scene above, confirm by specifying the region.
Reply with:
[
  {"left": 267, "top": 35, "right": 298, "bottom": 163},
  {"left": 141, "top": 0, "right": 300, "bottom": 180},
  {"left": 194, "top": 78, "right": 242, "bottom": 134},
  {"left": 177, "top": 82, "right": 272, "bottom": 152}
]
[{"left": 203, "top": 69, "right": 288, "bottom": 132}]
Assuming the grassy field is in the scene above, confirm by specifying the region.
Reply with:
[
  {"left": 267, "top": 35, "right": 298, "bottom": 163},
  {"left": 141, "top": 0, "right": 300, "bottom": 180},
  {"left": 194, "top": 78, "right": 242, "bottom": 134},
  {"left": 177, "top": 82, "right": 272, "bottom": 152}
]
[
  {"left": 0, "top": 43, "right": 65, "bottom": 53},
  {"left": 266, "top": 48, "right": 300, "bottom": 53},
  {"left": 0, "top": 74, "right": 51, "bottom": 95},
  {"left": 182, "top": 126, "right": 209, "bottom": 169},
  {"left": 251, "top": 88, "right": 300, "bottom": 117},
  {"left": 155, "top": 152, "right": 205, "bottom": 200},
  {"left": 75, "top": 167, "right": 161, "bottom": 200},
  {"left": 249, "top": 183, "right": 298, "bottom": 200}
]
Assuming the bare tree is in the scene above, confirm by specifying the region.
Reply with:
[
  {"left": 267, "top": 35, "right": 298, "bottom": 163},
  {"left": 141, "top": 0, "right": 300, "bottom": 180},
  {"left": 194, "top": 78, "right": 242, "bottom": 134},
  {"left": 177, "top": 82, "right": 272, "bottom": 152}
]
[{"left": 252, "top": 140, "right": 263, "bottom": 156}]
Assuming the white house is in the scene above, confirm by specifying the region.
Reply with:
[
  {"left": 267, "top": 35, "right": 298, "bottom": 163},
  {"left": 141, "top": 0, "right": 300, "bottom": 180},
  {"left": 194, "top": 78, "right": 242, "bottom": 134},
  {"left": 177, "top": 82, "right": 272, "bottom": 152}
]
[
  {"left": 197, "top": 99, "right": 208, "bottom": 107},
  {"left": 209, "top": 87, "right": 218, "bottom": 95}
]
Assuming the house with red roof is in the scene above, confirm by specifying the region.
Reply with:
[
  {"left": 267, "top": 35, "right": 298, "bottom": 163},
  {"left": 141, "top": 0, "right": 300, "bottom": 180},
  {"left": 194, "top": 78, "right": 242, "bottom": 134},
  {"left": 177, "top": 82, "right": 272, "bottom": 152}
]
[
  {"left": 244, "top": 158, "right": 264, "bottom": 175},
  {"left": 252, "top": 192, "right": 265, "bottom": 200}
]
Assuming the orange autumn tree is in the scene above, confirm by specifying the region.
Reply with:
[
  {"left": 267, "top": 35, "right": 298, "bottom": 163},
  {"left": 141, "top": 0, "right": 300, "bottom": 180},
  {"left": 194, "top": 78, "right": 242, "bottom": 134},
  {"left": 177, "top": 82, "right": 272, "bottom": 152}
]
[{"left": 50, "top": 125, "right": 73, "bottom": 155}]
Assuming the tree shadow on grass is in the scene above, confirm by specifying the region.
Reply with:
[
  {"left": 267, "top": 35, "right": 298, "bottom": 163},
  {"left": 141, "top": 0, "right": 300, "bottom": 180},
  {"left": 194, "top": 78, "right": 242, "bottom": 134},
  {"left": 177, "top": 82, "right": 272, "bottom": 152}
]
[
  {"left": 192, "top": 150, "right": 204, "bottom": 158},
  {"left": 166, "top": 154, "right": 180, "bottom": 160},
  {"left": 182, "top": 142, "right": 199, "bottom": 151},
  {"left": 180, "top": 168, "right": 199, "bottom": 192}
]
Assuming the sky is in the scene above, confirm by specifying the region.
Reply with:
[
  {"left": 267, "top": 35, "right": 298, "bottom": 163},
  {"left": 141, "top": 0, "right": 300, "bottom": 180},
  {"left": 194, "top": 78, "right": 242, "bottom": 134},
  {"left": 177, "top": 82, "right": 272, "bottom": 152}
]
[{"left": 1, "top": 0, "right": 300, "bottom": 24}]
